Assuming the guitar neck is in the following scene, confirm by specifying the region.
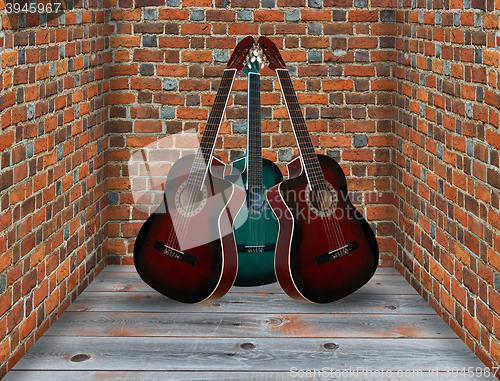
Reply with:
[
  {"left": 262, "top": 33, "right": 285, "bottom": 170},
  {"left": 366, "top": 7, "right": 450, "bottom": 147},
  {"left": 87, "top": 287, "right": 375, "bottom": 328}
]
[
  {"left": 247, "top": 72, "right": 262, "bottom": 189},
  {"left": 276, "top": 69, "right": 325, "bottom": 188},
  {"left": 188, "top": 69, "right": 236, "bottom": 188}
]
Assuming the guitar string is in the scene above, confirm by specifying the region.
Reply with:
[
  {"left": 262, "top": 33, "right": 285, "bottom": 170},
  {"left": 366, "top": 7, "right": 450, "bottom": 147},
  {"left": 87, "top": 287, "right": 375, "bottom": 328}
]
[
  {"left": 279, "top": 86, "right": 339, "bottom": 250},
  {"left": 165, "top": 71, "right": 235, "bottom": 253},
  {"left": 248, "top": 72, "right": 263, "bottom": 250},
  {"left": 171, "top": 91, "right": 229, "bottom": 251},
  {"left": 278, "top": 70, "right": 348, "bottom": 251},
  {"left": 166, "top": 103, "right": 223, "bottom": 252},
  {"left": 287, "top": 96, "right": 348, "bottom": 251},
  {"left": 249, "top": 73, "right": 255, "bottom": 249},
  {"left": 163, "top": 61, "right": 348, "bottom": 264},
  {"left": 287, "top": 100, "right": 341, "bottom": 251}
]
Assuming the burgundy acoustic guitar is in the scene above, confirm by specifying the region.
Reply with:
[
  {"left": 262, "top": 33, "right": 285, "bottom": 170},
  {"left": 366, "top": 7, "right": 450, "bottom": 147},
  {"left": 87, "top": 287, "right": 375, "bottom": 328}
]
[
  {"left": 258, "top": 36, "right": 379, "bottom": 303},
  {"left": 133, "top": 37, "right": 254, "bottom": 303}
]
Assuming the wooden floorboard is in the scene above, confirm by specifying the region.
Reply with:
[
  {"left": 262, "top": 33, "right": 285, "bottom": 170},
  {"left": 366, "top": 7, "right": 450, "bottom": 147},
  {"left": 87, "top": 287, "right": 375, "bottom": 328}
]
[
  {"left": 66, "top": 291, "right": 436, "bottom": 314},
  {"left": 44, "top": 311, "right": 455, "bottom": 338},
  {"left": 6, "top": 337, "right": 486, "bottom": 371},
  {"left": 86, "top": 271, "right": 418, "bottom": 295},
  {"left": 3, "top": 371, "right": 495, "bottom": 381},
  {"left": 5, "top": 266, "right": 490, "bottom": 380}
]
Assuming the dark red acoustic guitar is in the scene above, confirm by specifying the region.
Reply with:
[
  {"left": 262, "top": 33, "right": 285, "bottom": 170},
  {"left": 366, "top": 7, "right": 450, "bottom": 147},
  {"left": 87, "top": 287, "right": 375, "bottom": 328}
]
[
  {"left": 133, "top": 37, "right": 254, "bottom": 303},
  {"left": 259, "top": 36, "right": 379, "bottom": 303}
]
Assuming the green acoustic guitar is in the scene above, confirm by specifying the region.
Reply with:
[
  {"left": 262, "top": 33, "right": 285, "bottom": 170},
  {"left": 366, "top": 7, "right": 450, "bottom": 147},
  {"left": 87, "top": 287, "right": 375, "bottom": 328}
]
[{"left": 228, "top": 45, "right": 283, "bottom": 287}]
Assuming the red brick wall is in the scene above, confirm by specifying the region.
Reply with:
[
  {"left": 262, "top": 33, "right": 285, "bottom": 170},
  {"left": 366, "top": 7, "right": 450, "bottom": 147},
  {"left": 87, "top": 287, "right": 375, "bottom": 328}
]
[
  {"left": 0, "top": 3, "right": 112, "bottom": 376},
  {"left": 393, "top": 0, "right": 500, "bottom": 369},
  {"left": 1, "top": 0, "right": 500, "bottom": 376},
  {"left": 105, "top": 2, "right": 399, "bottom": 269}
]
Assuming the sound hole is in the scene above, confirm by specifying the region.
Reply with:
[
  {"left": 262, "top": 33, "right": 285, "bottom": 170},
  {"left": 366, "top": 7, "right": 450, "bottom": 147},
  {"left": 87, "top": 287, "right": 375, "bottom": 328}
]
[
  {"left": 305, "top": 183, "right": 337, "bottom": 217},
  {"left": 175, "top": 182, "right": 208, "bottom": 217},
  {"left": 247, "top": 185, "right": 268, "bottom": 215},
  {"left": 310, "top": 187, "right": 334, "bottom": 211}
]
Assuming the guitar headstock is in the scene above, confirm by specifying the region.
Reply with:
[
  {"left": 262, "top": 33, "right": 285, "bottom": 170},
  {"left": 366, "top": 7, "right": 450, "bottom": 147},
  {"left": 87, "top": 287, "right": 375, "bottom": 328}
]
[
  {"left": 257, "top": 36, "right": 287, "bottom": 71},
  {"left": 227, "top": 36, "right": 255, "bottom": 71},
  {"left": 242, "top": 42, "right": 268, "bottom": 77}
]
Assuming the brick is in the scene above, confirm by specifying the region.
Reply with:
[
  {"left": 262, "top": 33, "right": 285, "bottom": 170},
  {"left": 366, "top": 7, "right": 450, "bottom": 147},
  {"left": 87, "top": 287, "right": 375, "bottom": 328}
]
[
  {"left": 110, "top": 36, "right": 141, "bottom": 48},
  {"left": 110, "top": 65, "right": 138, "bottom": 76},
  {"left": 181, "top": 51, "right": 212, "bottom": 62},
  {"left": 206, "top": 10, "right": 235, "bottom": 22},
  {"left": 179, "top": 79, "right": 210, "bottom": 91},
  {"left": 488, "top": 169, "right": 500, "bottom": 190},
  {"left": 108, "top": 93, "right": 135, "bottom": 105},
  {"left": 181, "top": 23, "right": 211, "bottom": 35},
  {"left": 228, "top": 24, "right": 259, "bottom": 35},
  {"left": 183, "top": 0, "right": 215, "bottom": 4},
  {"left": 111, "top": 10, "right": 141, "bottom": 21},
  {"left": 130, "top": 78, "right": 161, "bottom": 90},
  {"left": 345, "top": 65, "right": 375, "bottom": 76},
  {"left": 277, "top": 0, "right": 305, "bottom": 5},
  {"left": 301, "top": 37, "right": 330, "bottom": 49},
  {"left": 366, "top": 205, "right": 396, "bottom": 221},
  {"left": 135, "top": 0, "right": 164, "bottom": 6},
  {"left": 158, "top": 9, "right": 189, "bottom": 20},
  {"left": 486, "top": 129, "right": 500, "bottom": 150},
  {"left": 301, "top": 10, "right": 331, "bottom": 21},
  {"left": 371, "top": 79, "right": 397, "bottom": 91},
  {"left": 254, "top": 10, "right": 284, "bottom": 21},
  {"left": 133, "top": 49, "right": 163, "bottom": 62},
  {"left": 135, "top": 120, "right": 162, "bottom": 133},
  {"left": 0, "top": 169, "right": 13, "bottom": 191},
  {"left": 349, "top": 10, "right": 378, "bottom": 22},
  {"left": 472, "top": 0, "right": 486, "bottom": 9},
  {"left": 483, "top": 50, "right": 499, "bottom": 67},
  {"left": 0, "top": 131, "right": 14, "bottom": 151},
  {"left": 485, "top": 90, "right": 500, "bottom": 109},
  {"left": 343, "top": 149, "right": 374, "bottom": 161},
  {"left": 0, "top": 340, "right": 9, "bottom": 365},
  {"left": 322, "top": 80, "right": 353, "bottom": 91},
  {"left": 1, "top": 51, "right": 17, "bottom": 68},
  {"left": 483, "top": 14, "right": 498, "bottom": 29},
  {"left": 297, "top": 65, "right": 328, "bottom": 76},
  {"left": 349, "top": 37, "right": 378, "bottom": 49}
]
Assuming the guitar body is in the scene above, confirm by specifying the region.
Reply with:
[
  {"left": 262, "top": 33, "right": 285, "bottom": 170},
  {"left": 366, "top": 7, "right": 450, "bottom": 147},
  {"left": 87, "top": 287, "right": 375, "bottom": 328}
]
[
  {"left": 229, "top": 156, "right": 283, "bottom": 286},
  {"left": 134, "top": 155, "right": 245, "bottom": 303},
  {"left": 267, "top": 154, "right": 379, "bottom": 303}
]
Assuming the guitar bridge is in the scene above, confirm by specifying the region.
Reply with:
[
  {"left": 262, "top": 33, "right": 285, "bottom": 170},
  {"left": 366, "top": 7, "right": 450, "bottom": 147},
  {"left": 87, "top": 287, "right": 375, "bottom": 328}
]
[
  {"left": 314, "top": 240, "right": 359, "bottom": 266},
  {"left": 237, "top": 243, "right": 276, "bottom": 253},
  {"left": 154, "top": 241, "right": 198, "bottom": 266}
]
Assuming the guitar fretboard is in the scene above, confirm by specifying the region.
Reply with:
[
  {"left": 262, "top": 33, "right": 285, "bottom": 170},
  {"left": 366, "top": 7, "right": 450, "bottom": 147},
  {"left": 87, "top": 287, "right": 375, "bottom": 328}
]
[
  {"left": 187, "top": 69, "right": 236, "bottom": 189},
  {"left": 247, "top": 72, "right": 262, "bottom": 190},
  {"left": 276, "top": 69, "right": 326, "bottom": 189}
]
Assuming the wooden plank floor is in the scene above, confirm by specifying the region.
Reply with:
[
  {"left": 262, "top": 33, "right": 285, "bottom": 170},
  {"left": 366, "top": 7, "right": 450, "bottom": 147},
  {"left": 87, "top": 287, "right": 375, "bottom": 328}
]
[{"left": 5, "top": 266, "right": 492, "bottom": 380}]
